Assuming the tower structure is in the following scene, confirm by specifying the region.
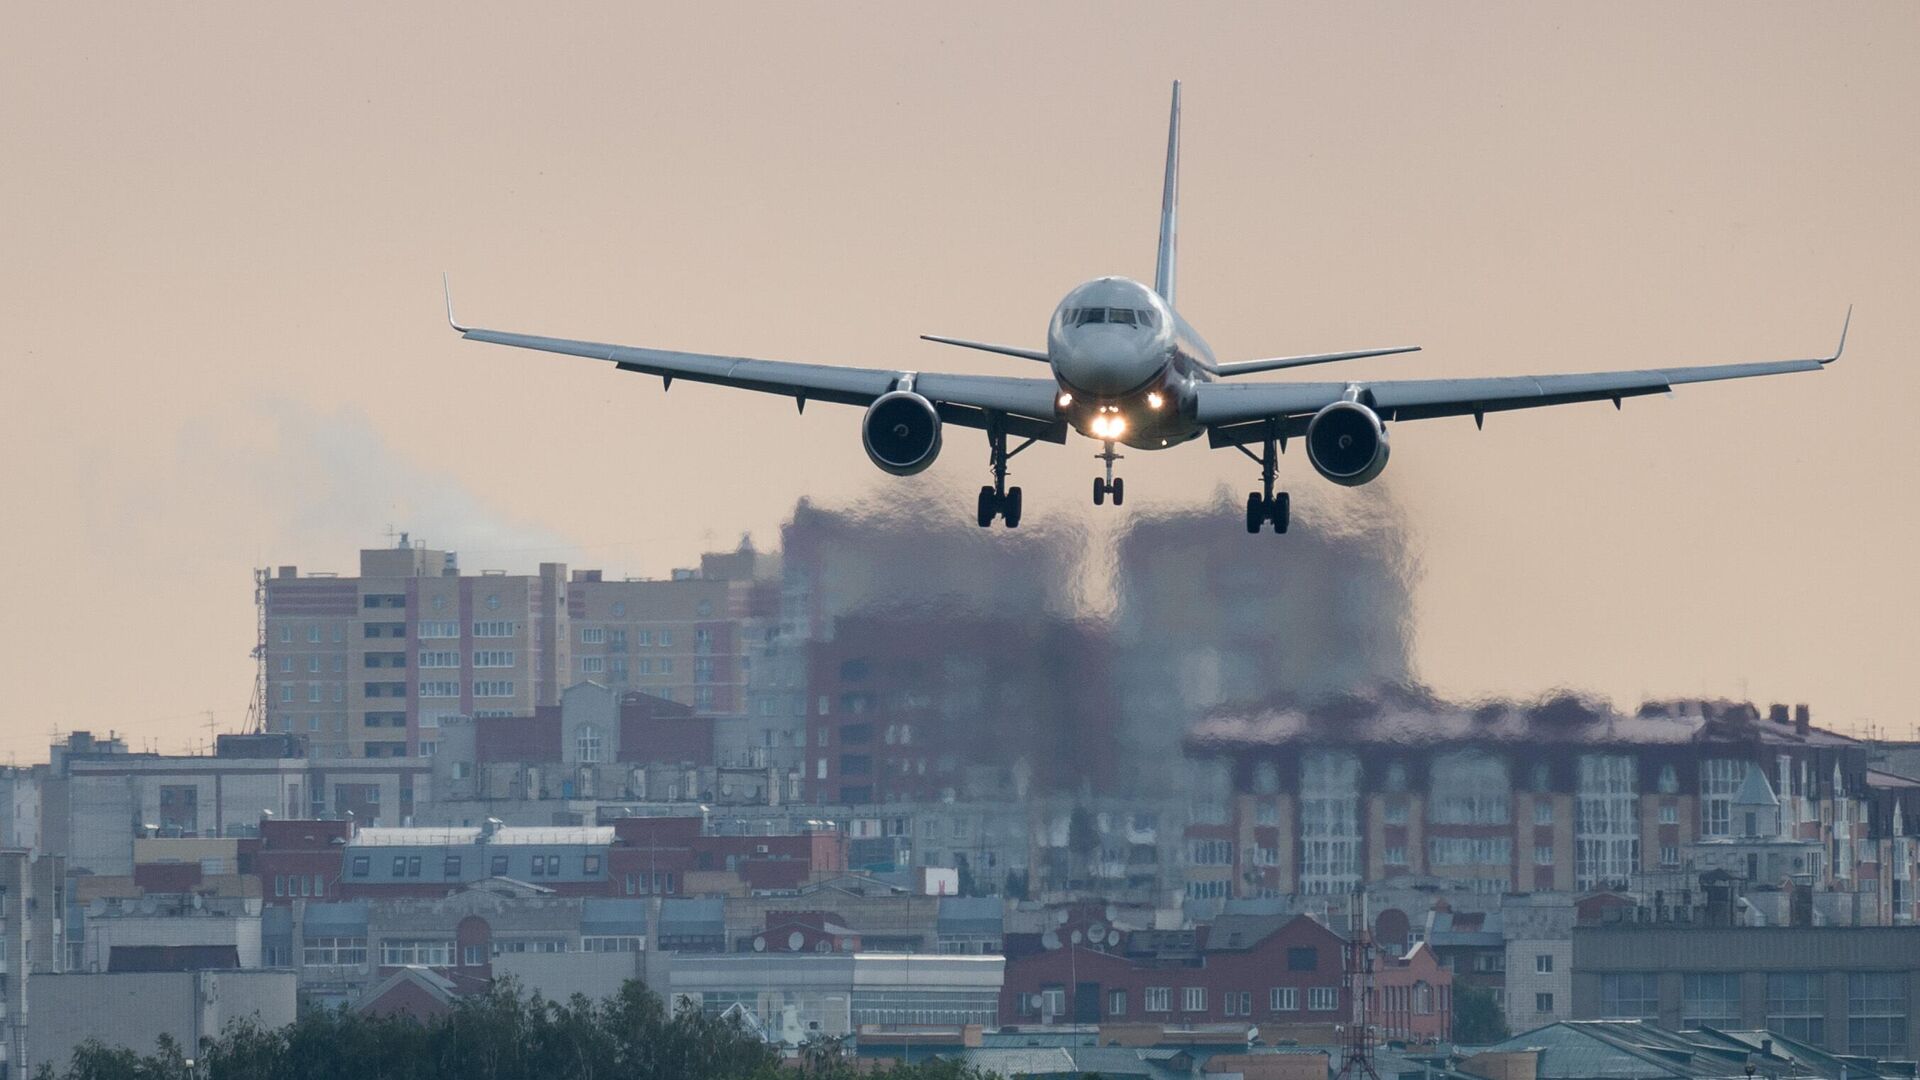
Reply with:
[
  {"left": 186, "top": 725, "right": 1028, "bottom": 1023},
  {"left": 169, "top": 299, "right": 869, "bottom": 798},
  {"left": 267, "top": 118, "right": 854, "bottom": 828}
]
[{"left": 1334, "top": 891, "right": 1380, "bottom": 1080}]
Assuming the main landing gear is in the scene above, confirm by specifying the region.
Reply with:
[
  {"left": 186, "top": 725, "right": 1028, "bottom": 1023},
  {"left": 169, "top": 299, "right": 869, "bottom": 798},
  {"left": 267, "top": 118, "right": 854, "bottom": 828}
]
[
  {"left": 1092, "top": 442, "right": 1125, "bottom": 506},
  {"left": 977, "top": 422, "right": 1036, "bottom": 529},
  {"left": 1235, "top": 424, "right": 1290, "bottom": 535}
]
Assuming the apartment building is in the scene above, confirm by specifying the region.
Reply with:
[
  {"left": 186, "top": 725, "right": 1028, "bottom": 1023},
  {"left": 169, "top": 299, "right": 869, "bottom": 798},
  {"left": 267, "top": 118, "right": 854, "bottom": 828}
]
[
  {"left": 1181, "top": 699, "right": 1920, "bottom": 921},
  {"left": 264, "top": 539, "right": 775, "bottom": 760}
]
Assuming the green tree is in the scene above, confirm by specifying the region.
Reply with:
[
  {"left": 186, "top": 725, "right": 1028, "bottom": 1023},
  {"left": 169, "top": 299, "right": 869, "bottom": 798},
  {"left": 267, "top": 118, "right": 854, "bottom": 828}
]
[{"left": 1451, "top": 983, "right": 1509, "bottom": 1045}]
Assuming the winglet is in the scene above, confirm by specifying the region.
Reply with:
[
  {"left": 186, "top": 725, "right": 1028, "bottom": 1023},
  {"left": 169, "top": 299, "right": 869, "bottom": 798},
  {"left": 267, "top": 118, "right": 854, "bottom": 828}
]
[
  {"left": 443, "top": 273, "right": 471, "bottom": 334},
  {"left": 1822, "top": 305, "right": 1851, "bottom": 365}
]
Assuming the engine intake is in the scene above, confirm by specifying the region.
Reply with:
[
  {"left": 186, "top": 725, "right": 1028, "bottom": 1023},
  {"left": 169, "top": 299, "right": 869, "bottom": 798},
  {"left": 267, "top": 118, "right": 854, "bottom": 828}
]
[
  {"left": 1305, "top": 400, "right": 1390, "bottom": 486},
  {"left": 862, "top": 391, "right": 943, "bottom": 475}
]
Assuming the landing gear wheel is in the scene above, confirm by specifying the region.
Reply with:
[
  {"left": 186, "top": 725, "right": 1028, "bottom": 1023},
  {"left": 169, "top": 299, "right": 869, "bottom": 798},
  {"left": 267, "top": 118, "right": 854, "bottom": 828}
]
[
  {"left": 1110, "top": 477, "right": 1125, "bottom": 506},
  {"left": 1246, "top": 493, "right": 1264, "bottom": 534},
  {"left": 1004, "top": 487, "right": 1022, "bottom": 528},
  {"left": 977, "top": 486, "right": 996, "bottom": 529},
  {"left": 1093, "top": 478, "right": 1107, "bottom": 506},
  {"left": 1271, "top": 492, "right": 1290, "bottom": 534}
]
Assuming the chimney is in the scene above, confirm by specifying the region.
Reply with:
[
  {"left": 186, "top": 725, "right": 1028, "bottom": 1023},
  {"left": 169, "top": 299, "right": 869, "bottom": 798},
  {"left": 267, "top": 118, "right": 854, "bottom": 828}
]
[
  {"left": 1794, "top": 704, "right": 1811, "bottom": 736},
  {"left": 1769, "top": 704, "right": 1790, "bottom": 726}
]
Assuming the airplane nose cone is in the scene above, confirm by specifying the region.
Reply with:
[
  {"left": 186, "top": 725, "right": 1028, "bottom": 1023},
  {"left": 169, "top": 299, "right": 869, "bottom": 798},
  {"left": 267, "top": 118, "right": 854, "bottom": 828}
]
[{"left": 1056, "top": 330, "right": 1165, "bottom": 396}]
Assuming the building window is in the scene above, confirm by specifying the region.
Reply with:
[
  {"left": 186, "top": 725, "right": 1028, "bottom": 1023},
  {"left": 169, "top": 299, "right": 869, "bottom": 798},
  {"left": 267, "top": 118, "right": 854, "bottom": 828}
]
[
  {"left": 473, "top": 650, "right": 515, "bottom": 667},
  {"left": 302, "top": 936, "right": 367, "bottom": 966},
  {"left": 1429, "top": 750, "right": 1512, "bottom": 824},
  {"left": 1681, "top": 973, "right": 1740, "bottom": 1029},
  {"left": 1308, "top": 987, "right": 1338, "bottom": 1012},
  {"left": 1181, "top": 987, "right": 1207, "bottom": 1012},
  {"left": 1765, "top": 973, "right": 1826, "bottom": 1045},
  {"left": 473, "top": 680, "right": 515, "bottom": 697},
  {"left": 1660, "top": 845, "right": 1680, "bottom": 867},
  {"left": 1576, "top": 754, "right": 1640, "bottom": 889},
  {"left": 1108, "top": 990, "right": 1127, "bottom": 1017},
  {"left": 1534, "top": 801, "right": 1553, "bottom": 825},
  {"left": 1300, "top": 750, "right": 1362, "bottom": 894},
  {"left": 583, "top": 855, "right": 602, "bottom": 874},
  {"left": 1848, "top": 972, "right": 1906, "bottom": 1058},
  {"left": 581, "top": 627, "right": 605, "bottom": 644},
  {"left": 491, "top": 855, "right": 509, "bottom": 876},
  {"left": 1145, "top": 987, "right": 1170, "bottom": 1013},
  {"left": 1536, "top": 954, "right": 1553, "bottom": 974},
  {"left": 1701, "top": 759, "right": 1747, "bottom": 837},
  {"left": 1270, "top": 987, "right": 1297, "bottom": 1011},
  {"left": 1535, "top": 992, "right": 1554, "bottom": 1014},
  {"left": 1600, "top": 972, "right": 1660, "bottom": 1020},
  {"left": 472, "top": 620, "right": 516, "bottom": 638},
  {"left": 444, "top": 856, "right": 462, "bottom": 877},
  {"left": 381, "top": 940, "right": 453, "bottom": 966},
  {"left": 351, "top": 856, "right": 369, "bottom": 877},
  {"left": 1535, "top": 844, "right": 1554, "bottom": 866},
  {"left": 577, "top": 725, "right": 603, "bottom": 764},
  {"left": 463, "top": 945, "right": 486, "bottom": 967},
  {"left": 1287, "top": 947, "right": 1319, "bottom": 972}
]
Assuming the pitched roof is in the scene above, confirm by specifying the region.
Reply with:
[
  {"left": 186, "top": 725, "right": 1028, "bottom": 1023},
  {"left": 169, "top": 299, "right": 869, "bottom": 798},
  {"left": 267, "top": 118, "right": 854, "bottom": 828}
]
[{"left": 1732, "top": 767, "right": 1779, "bottom": 807}]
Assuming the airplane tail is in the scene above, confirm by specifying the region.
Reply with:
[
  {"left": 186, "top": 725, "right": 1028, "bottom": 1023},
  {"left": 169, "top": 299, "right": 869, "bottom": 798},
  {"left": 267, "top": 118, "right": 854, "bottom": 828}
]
[{"left": 1154, "top": 81, "right": 1181, "bottom": 308}]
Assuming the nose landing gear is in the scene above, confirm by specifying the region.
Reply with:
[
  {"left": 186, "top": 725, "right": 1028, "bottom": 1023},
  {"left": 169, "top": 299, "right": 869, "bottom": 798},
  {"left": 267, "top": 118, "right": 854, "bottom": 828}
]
[{"left": 1092, "top": 442, "right": 1125, "bottom": 506}]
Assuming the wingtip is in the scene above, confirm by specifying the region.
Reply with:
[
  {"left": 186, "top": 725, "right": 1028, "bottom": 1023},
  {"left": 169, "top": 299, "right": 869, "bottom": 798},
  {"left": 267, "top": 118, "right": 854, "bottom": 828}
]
[
  {"left": 442, "top": 273, "right": 471, "bottom": 334},
  {"left": 1823, "top": 304, "right": 1851, "bottom": 365}
]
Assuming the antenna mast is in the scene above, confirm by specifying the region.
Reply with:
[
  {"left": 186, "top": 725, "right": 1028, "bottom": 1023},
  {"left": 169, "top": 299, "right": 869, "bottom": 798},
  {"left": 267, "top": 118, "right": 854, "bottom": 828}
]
[
  {"left": 246, "top": 567, "right": 269, "bottom": 734},
  {"left": 1334, "top": 889, "right": 1381, "bottom": 1080}
]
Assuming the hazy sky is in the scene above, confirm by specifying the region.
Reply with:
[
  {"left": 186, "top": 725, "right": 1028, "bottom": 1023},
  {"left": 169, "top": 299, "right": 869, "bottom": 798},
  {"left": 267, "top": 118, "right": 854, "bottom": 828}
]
[{"left": 3, "top": 3, "right": 1915, "bottom": 761}]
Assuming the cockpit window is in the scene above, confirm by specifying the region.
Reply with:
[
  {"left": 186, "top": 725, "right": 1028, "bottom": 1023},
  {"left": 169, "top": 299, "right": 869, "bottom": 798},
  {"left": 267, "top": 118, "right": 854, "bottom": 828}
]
[{"left": 1065, "top": 306, "right": 1156, "bottom": 328}]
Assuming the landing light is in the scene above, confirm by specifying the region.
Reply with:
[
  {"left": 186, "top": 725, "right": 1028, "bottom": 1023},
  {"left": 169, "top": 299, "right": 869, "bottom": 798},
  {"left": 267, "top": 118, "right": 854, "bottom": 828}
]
[
  {"left": 1058, "top": 392, "right": 1073, "bottom": 408},
  {"left": 1146, "top": 391, "right": 1164, "bottom": 409},
  {"left": 1090, "top": 414, "right": 1128, "bottom": 439}
]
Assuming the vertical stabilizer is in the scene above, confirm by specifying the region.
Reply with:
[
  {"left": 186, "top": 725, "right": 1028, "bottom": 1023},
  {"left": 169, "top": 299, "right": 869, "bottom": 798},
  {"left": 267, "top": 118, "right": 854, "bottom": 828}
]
[{"left": 1154, "top": 81, "right": 1182, "bottom": 307}]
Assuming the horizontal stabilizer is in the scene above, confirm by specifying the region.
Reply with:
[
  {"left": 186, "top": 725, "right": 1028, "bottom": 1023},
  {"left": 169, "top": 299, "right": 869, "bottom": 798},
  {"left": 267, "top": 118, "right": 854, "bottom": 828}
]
[
  {"left": 920, "top": 335, "right": 1052, "bottom": 364},
  {"left": 1214, "top": 345, "right": 1420, "bottom": 377}
]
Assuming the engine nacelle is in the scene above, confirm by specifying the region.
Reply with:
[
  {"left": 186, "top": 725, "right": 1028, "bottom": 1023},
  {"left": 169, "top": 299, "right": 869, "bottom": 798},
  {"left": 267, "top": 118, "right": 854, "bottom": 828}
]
[
  {"left": 1305, "top": 400, "right": 1391, "bottom": 486},
  {"left": 861, "top": 391, "right": 944, "bottom": 476}
]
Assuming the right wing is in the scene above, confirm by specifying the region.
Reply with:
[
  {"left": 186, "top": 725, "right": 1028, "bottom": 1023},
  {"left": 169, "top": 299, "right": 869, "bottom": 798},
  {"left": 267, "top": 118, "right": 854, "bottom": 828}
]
[
  {"left": 1199, "top": 313, "right": 1847, "bottom": 447},
  {"left": 447, "top": 283, "right": 1067, "bottom": 442}
]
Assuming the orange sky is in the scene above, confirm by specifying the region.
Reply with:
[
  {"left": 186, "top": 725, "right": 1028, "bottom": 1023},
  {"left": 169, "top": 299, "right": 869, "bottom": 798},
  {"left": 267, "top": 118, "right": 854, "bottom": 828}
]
[{"left": 3, "top": 3, "right": 1915, "bottom": 760}]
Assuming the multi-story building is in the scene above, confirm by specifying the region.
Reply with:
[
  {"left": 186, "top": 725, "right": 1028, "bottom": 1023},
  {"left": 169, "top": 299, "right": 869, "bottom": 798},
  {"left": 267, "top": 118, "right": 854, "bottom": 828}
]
[
  {"left": 1000, "top": 911, "right": 1356, "bottom": 1032},
  {"left": 1500, "top": 893, "right": 1576, "bottom": 1034},
  {"left": 0, "top": 849, "right": 66, "bottom": 1078},
  {"left": 1181, "top": 699, "right": 1920, "bottom": 920},
  {"left": 51, "top": 740, "right": 428, "bottom": 876},
  {"left": 804, "top": 614, "right": 1120, "bottom": 805},
  {"left": 264, "top": 539, "right": 775, "bottom": 760},
  {"left": 1571, "top": 924, "right": 1920, "bottom": 1060}
]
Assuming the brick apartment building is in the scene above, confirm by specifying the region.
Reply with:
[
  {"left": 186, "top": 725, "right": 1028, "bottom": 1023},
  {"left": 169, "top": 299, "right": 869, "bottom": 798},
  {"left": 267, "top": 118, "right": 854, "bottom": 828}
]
[{"left": 1180, "top": 698, "right": 1920, "bottom": 920}]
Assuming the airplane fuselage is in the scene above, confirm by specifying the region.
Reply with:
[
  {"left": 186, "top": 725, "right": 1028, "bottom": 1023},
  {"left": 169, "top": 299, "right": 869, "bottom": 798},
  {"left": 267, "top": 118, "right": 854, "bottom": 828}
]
[{"left": 1047, "top": 276, "right": 1214, "bottom": 449}]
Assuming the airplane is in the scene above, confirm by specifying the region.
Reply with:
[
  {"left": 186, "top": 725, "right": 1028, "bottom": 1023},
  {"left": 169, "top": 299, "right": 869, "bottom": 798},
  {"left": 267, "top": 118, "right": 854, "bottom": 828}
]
[{"left": 446, "top": 81, "right": 1845, "bottom": 534}]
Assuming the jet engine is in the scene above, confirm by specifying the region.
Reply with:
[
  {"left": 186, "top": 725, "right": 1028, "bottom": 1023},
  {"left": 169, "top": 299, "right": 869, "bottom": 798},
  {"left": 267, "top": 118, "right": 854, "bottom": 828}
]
[
  {"left": 861, "top": 391, "right": 944, "bottom": 475},
  {"left": 1305, "top": 400, "right": 1390, "bottom": 486}
]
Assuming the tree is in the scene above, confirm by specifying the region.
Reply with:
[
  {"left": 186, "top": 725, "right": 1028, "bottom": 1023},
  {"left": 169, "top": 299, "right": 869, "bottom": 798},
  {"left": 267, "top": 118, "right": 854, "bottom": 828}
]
[{"left": 1451, "top": 983, "right": 1509, "bottom": 1045}]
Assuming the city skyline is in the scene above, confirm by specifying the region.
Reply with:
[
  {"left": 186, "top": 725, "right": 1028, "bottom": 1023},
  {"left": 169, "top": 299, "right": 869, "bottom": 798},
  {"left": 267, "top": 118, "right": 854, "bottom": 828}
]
[{"left": 4, "top": 3, "right": 1917, "bottom": 761}]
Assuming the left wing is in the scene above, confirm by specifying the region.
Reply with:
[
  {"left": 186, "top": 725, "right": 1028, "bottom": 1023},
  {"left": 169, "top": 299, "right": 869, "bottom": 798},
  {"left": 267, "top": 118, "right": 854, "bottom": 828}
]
[
  {"left": 1199, "top": 313, "right": 1847, "bottom": 447},
  {"left": 447, "top": 283, "right": 1067, "bottom": 442}
]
